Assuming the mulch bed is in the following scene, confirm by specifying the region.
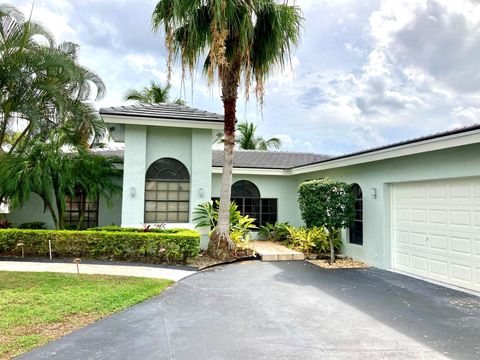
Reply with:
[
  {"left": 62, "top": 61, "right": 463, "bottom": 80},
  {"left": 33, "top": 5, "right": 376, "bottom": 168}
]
[
  {"left": 308, "top": 258, "right": 369, "bottom": 269},
  {"left": 187, "top": 248, "right": 256, "bottom": 270}
]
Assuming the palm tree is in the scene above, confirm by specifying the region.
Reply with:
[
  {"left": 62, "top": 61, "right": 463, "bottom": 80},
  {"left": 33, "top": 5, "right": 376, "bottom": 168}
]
[
  {"left": 237, "top": 121, "right": 282, "bottom": 150},
  {"left": 0, "top": 5, "right": 107, "bottom": 153},
  {"left": 124, "top": 81, "right": 185, "bottom": 105},
  {"left": 0, "top": 140, "right": 121, "bottom": 229},
  {"left": 152, "top": 0, "right": 303, "bottom": 259}
]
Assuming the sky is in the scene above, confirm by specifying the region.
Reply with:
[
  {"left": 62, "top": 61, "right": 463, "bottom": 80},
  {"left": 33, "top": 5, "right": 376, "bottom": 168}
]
[{"left": 10, "top": 0, "right": 480, "bottom": 155}]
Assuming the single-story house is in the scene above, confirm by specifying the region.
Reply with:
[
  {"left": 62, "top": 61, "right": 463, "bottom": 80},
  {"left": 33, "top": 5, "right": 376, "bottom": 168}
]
[{"left": 7, "top": 103, "right": 480, "bottom": 293}]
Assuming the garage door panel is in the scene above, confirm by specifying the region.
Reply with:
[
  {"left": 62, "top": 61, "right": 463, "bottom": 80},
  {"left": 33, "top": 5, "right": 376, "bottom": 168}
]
[
  {"left": 411, "top": 232, "right": 428, "bottom": 247},
  {"left": 429, "top": 234, "right": 448, "bottom": 251},
  {"left": 394, "top": 252, "right": 410, "bottom": 270},
  {"left": 429, "top": 210, "right": 447, "bottom": 224},
  {"left": 430, "top": 259, "right": 448, "bottom": 278},
  {"left": 411, "top": 255, "right": 428, "bottom": 273},
  {"left": 451, "top": 263, "right": 472, "bottom": 283},
  {"left": 450, "top": 236, "right": 471, "bottom": 255},
  {"left": 450, "top": 210, "right": 471, "bottom": 226},
  {"left": 474, "top": 211, "right": 480, "bottom": 227},
  {"left": 448, "top": 183, "right": 470, "bottom": 199},
  {"left": 393, "top": 178, "right": 480, "bottom": 292}
]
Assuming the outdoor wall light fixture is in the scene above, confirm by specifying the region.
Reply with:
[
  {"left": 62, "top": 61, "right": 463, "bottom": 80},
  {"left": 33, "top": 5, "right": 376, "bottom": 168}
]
[
  {"left": 130, "top": 187, "right": 136, "bottom": 197},
  {"left": 199, "top": 188, "right": 205, "bottom": 198},
  {"left": 371, "top": 188, "right": 377, "bottom": 199}
]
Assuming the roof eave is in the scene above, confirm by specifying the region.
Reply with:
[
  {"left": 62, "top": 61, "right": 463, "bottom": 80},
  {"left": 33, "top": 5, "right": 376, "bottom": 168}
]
[
  {"left": 291, "top": 127, "right": 480, "bottom": 174},
  {"left": 101, "top": 113, "right": 224, "bottom": 130}
]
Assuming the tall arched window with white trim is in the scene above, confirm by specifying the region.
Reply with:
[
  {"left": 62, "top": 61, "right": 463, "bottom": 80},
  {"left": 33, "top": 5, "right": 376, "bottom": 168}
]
[{"left": 144, "top": 158, "right": 190, "bottom": 223}]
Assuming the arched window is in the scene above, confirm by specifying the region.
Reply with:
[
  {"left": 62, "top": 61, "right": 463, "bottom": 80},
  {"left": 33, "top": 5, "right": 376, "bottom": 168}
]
[
  {"left": 232, "top": 180, "right": 260, "bottom": 198},
  {"left": 349, "top": 184, "right": 363, "bottom": 245},
  {"left": 145, "top": 158, "right": 190, "bottom": 223},
  {"left": 212, "top": 180, "right": 277, "bottom": 226}
]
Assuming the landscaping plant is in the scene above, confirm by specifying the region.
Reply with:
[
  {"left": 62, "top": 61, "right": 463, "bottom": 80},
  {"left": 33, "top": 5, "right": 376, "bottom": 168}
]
[
  {"left": 0, "top": 143, "right": 121, "bottom": 230},
  {"left": 298, "top": 178, "right": 355, "bottom": 263},
  {"left": 0, "top": 229, "right": 200, "bottom": 264},
  {"left": 193, "top": 201, "right": 257, "bottom": 248},
  {"left": 17, "top": 222, "right": 47, "bottom": 230},
  {"left": 259, "top": 222, "right": 290, "bottom": 241},
  {"left": 152, "top": 0, "right": 303, "bottom": 259}
]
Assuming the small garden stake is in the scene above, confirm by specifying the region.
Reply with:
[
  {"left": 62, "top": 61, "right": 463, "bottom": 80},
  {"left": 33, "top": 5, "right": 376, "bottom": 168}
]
[
  {"left": 73, "top": 258, "right": 81, "bottom": 275},
  {"left": 48, "top": 239, "right": 52, "bottom": 259},
  {"left": 16, "top": 242, "right": 24, "bottom": 258}
]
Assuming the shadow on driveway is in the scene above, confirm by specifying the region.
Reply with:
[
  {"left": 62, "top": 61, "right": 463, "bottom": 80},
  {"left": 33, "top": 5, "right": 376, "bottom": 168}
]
[{"left": 271, "top": 261, "right": 480, "bottom": 359}]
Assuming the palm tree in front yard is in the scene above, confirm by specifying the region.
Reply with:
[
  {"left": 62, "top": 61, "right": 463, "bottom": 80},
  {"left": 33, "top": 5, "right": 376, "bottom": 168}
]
[{"left": 152, "top": 0, "right": 303, "bottom": 259}]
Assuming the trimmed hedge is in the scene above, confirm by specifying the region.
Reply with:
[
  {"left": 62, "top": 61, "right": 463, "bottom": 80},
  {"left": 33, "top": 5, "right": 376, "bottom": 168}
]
[
  {"left": 0, "top": 229, "right": 200, "bottom": 264},
  {"left": 87, "top": 225, "right": 178, "bottom": 234}
]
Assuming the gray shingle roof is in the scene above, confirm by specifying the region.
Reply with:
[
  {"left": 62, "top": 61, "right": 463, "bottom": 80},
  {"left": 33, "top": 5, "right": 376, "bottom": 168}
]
[
  {"left": 212, "top": 150, "right": 331, "bottom": 169},
  {"left": 302, "top": 122, "right": 480, "bottom": 168},
  {"left": 92, "top": 122, "right": 480, "bottom": 170},
  {"left": 92, "top": 148, "right": 330, "bottom": 170},
  {"left": 99, "top": 103, "right": 224, "bottom": 123}
]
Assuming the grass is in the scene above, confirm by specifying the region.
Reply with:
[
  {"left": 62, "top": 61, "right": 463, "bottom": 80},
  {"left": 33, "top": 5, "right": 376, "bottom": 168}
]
[{"left": 0, "top": 271, "right": 172, "bottom": 359}]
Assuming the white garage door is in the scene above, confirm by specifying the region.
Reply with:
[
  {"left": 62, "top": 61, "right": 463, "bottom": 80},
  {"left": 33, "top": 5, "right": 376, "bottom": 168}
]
[{"left": 393, "top": 178, "right": 480, "bottom": 292}]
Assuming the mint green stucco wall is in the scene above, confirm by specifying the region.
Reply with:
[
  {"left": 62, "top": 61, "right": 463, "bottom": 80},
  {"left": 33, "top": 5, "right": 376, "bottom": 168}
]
[
  {"left": 294, "top": 143, "right": 480, "bottom": 269},
  {"left": 121, "top": 124, "right": 213, "bottom": 243},
  {"left": 211, "top": 173, "right": 303, "bottom": 227},
  {"left": 6, "top": 177, "right": 123, "bottom": 229}
]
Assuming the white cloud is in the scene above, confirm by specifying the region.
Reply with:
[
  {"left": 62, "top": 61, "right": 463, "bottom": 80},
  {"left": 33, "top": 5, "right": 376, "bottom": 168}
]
[{"left": 8, "top": 0, "right": 480, "bottom": 155}]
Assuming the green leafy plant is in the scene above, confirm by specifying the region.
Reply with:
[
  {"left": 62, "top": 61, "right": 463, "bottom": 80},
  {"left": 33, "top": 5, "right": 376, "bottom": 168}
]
[
  {"left": 259, "top": 222, "right": 290, "bottom": 241},
  {"left": 0, "top": 229, "right": 200, "bottom": 264},
  {"left": 193, "top": 201, "right": 242, "bottom": 231},
  {"left": 17, "top": 222, "right": 47, "bottom": 230},
  {"left": 87, "top": 225, "right": 179, "bottom": 234},
  {"left": 284, "top": 226, "right": 322, "bottom": 255},
  {"left": 298, "top": 178, "right": 355, "bottom": 263},
  {"left": 193, "top": 201, "right": 256, "bottom": 248}
]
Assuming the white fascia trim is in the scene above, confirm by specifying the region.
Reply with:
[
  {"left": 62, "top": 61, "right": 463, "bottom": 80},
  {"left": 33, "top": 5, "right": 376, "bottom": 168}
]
[
  {"left": 292, "top": 129, "right": 480, "bottom": 175},
  {"left": 102, "top": 114, "right": 224, "bottom": 130},
  {"left": 211, "top": 167, "right": 289, "bottom": 176}
]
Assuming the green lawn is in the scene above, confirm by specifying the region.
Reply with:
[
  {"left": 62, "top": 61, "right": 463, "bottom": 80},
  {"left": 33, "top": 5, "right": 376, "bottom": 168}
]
[{"left": 0, "top": 271, "right": 172, "bottom": 359}]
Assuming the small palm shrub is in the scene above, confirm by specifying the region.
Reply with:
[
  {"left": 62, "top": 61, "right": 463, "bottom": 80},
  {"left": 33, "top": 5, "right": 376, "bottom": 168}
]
[{"left": 193, "top": 201, "right": 257, "bottom": 247}]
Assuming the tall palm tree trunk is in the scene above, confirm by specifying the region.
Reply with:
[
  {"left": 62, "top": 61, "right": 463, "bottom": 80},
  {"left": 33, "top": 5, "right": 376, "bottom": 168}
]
[{"left": 208, "top": 64, "right": 240, "bottom": 259}]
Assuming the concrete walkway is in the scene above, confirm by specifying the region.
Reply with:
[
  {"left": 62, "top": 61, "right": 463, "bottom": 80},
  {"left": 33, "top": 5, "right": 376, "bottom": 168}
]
[
  {"left": 248, "top": 240, "right": 304, "bottom": 261},
  {"left": 0, "top": 260, "right": 195, "bottom": 282},
  {"left": 18, "top": 261, "right": 480, "bottom": 360}
]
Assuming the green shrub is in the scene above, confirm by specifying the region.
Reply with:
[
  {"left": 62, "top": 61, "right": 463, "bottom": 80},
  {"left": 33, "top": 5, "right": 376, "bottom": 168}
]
[
  {"left": 298, "top": 178, "right": 354, "bottom": 263},
  {"left": 283, "top": 225, "right": 343, "bottom": 255},
  {"left": 87, "top": 225, "right": 179, "bottom": 234},
  {"left": 0, "top": 229, "right": 200, "bottom": 264},
  {"left": 17, "top": 222, "right": 47, "bottom": 230},
  {"left": 258, "top": 222, "right": 289, "bottom": 241}
]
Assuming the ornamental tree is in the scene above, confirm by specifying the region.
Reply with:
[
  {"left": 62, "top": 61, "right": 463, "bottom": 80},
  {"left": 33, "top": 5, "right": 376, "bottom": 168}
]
[
  {"left": 152, "top": 0, "right": 303, "bottom": 260},
  {"left": 298, "top": 178, "right": 355, "bottom": 263}
]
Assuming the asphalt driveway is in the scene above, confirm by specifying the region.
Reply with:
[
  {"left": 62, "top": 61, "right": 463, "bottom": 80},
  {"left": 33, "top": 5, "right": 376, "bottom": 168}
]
[{"left": 18, "top": 261, "right": 480, "bottom": 360}]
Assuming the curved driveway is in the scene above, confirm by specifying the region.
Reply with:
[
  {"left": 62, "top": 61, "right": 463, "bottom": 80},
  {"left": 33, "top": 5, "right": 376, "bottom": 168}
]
[{"left": 19, "top": 261, "right": 480, "bottom": 360}]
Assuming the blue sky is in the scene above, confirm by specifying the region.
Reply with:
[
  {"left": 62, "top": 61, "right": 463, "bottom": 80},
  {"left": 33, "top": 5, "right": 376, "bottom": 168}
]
[{"left": 11, "top": 0, "right": 480, "bottom": 155}]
